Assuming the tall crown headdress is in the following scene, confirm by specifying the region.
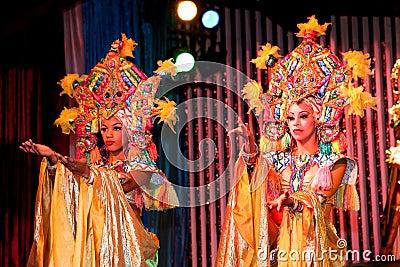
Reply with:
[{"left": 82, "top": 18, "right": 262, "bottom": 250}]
[
  {"left": 54, "top": 33, "right": 178, "bottom": 161},
  {"left": 243, "top": 15, "right": 378, "bottom": 155}
]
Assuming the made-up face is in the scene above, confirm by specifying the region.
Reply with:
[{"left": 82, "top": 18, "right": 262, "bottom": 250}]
[
  {"left": 286, "top": 101, "right": 317, "bottom": 143},
  {"left": 100, "top": 116, "right": 128, "bottom": 156}
]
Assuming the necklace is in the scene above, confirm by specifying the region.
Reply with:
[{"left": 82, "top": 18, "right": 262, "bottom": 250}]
[
  {"left": 289, "top": 151, "right": 318, "bottom": 192},
  {"left": 103, "top": 159, "right": 131, "bottom": 184}
]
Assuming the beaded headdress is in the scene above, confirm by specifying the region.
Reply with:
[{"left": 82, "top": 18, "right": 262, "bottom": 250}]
[
  {"left": 54, "top": 34, "right": 178, "bottom": 162},
  {"left": 243, "top": 15, "right": 378, "bottom": 155}
]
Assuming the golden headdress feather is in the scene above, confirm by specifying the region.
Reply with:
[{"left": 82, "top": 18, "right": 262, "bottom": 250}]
[
  {"left": 250, "top": 43, "right": 282, "bottom": 69},
  {"left": 154, "top": 58, "right": 177, "bottom": 78},
  {"left": 153, "top": 97, "right": 179, "bottom": 134},
  {"left": 296, "top": 15, "right": 331, "bottom": 38}
]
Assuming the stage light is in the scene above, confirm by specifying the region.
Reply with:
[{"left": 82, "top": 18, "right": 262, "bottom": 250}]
[
  {"left": 175, "top": 52, "right": 195, "bottom": 72},
  {"left": 201, "top": 10, "right": 219, "bottom": 29},
  {"left": 177, "top": 1, "right": 197, "bottom": 22}
]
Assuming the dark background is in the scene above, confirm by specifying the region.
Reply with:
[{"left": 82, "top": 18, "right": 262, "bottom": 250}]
[{"left": 1, "top": 0, "right": 400, "bottom": 57}]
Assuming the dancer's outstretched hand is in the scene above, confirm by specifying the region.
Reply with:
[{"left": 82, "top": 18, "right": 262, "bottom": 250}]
[
  {"left": 227, "top": 123, "right": 252, "bottom": 140},
  {"left": 57, "top": 154, "right": 90, "bottom": 178},
  {"left": 20, "top": 139, "right": 58, "bottom": 165},
  {"left": 228, "top": 123, "right": 257, "bottom": 153}
]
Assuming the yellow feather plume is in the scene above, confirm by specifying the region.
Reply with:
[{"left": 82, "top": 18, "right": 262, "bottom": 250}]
[
  {"left": 339, "top": 82, "right": 379, "bottom": 117},
  {"left": 120, "top": 33, "right": 137, "bottom": 58},
  {"left": 154, "top": 97, "right": 179, "bottom": 133},
  {"left": 250, "top": 43, "right": 282, "bottom": 69},
  {"left": 154, "top": 58, "right": 177, "bottom": 78},
  {"left": 342, "top": 50, "right": 374, "bottom": 80},
  {"left": 58, "top": 74, "right": 87, "bottom": 97},
  {"left": 386, "top": 141, "right": 400, "bottom": 165},
  {"left": 241, "top": 80, "right": 264, "bottom": 116},
  {"left": 54, "top": 107, "right": 79, "bottom": 134},
  {"left": 296, "top": 15, "right": 331, "bottom": 38}
]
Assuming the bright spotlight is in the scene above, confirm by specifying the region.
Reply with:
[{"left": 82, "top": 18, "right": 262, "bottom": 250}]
[
  {"left": 175, "top": 52, "right": 195, "bottom": 72},
  {"left": 177, "top": 1, "right": 197, "bottom": 21},
  {"left": 202, "top": 10, "right": 219, "bottom": 28}
]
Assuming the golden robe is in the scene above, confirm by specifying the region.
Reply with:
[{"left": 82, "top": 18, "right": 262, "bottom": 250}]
[
  {"left": 26, "top": 158, "right": 159, "bottom": 267},
  {"left": 216, "top": 151, "right": 359, "bottom": 267}
]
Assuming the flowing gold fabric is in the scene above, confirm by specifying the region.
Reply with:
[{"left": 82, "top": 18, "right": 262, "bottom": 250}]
[
  {"left": 278, "top": 191, "right": 345, "bottom": 267},
  {"left": 27, "top": 158, "right": 158, "bottom": 267},
  {"left": 216, "top": 155, "right": 280, "bottom": 267},
  {"left": 216, "top": 153, "right": 348, "bottom": 267}
]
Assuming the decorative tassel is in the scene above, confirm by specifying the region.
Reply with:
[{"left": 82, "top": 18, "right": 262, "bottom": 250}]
[
  {"left": 281, "top": 132, "right": 291, "bottom": 150},
  {"left": 334, "top": 184, "right": 360, "bottom": 211},
  {"left": 148, "top": 142, "right": 159, "bottom": 161},
  {"left": 334, "top": 184, "right": 346, "bottom": 209},
  {"left": 319, "top": 142, "right": 332, "bottom": 155},
  {"left": 311, "top": 165, "right": 333, "bottom": 191},
  {"left": 134, "top": 189, "right": 143, "bottom": 209},
  {"left": 337, "top": 132, "right": 348, "bottom": 153},
  {"left": 343, "top": 184, "right": 360, "bottom": 211},
  {"left": 331, "top": 139, "right": 340, "bottom": 154}
]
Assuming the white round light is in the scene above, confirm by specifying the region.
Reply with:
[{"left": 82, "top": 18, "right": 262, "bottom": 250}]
[
  {"left": 202, "top": 10, "right": 219, "bottom": 28},
  {"left": 177, "top": 1, "right": 197, "bottom": 21},
  {"left": 175, "top": 52, "right": 195, "bottom": 72}
]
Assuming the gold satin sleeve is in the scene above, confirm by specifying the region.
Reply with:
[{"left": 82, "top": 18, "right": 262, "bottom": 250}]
[
  {"left": 27, "top": 158, "right": 158, "bottom": 267},
  {"left": 216, "top": 154, "right": 279, "bottom": 267}
]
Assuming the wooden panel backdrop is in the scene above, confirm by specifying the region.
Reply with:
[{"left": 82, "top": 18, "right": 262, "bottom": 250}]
[{"left": 176, "top": 9, "right": 400, "bottom": 266}]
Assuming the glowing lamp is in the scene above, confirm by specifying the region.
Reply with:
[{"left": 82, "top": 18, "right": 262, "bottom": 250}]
[
  {"left": 177, "top": 1, "right": 197, "bottom": 21},
  {"left": 175, "top": 52, "right": 195, "bottom": 72},
  {"left": 202, "top": 10, "right": 219, "bottom": 28}
]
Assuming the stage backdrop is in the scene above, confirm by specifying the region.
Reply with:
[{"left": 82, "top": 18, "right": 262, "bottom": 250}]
[
  {"left": 61, "top": 2, "right": 400, "bottom": 266},
  {"left": 3, "top": 0, "right": 400, "bottom": 266}
]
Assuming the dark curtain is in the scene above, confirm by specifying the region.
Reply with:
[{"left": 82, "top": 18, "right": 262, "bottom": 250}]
[{"left": 0, "top": 4, "right": 69, "bottom": 266}]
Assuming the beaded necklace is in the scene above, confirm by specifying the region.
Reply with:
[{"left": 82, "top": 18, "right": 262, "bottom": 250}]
[{"left": 289, "top": 150, "right": 318, "bottom": 193}]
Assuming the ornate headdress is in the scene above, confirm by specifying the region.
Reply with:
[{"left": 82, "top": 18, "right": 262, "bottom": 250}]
[
  {"left": 243, "top": 15, "right": 378, "bottom": 155},
  {"left": 54, "top": 33, "right": 178, "bottom": 162}
]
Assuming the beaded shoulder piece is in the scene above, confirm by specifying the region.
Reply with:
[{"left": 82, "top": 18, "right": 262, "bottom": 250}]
[{"left": 268, "top": 151, "right": 344, "bottom": 174}]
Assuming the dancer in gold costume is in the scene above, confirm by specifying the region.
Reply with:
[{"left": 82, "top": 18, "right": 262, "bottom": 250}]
[
  {"left": 20, "top": 34, "right": 178, "bottom": 266},
  {"left": 216, "top": 15, "right": 378, "bottom": 267}
]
